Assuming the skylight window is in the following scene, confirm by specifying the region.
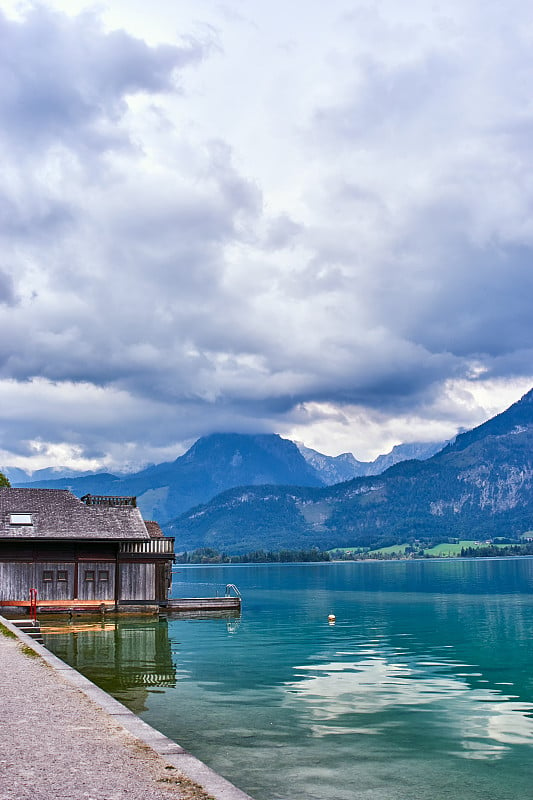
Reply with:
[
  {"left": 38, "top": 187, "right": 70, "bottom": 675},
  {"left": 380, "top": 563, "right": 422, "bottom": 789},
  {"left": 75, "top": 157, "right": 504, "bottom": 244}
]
[{"left": 9, "top": 513, "right": 33, "bottom": 525}]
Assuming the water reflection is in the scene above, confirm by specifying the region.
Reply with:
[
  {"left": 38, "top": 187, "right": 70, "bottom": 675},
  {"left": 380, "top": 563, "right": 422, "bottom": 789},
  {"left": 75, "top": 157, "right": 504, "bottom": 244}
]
[
  {"left": 283, "top": 654, "right": 533, "bottom": 758},
  {"left": 41, "top": 561, "right": 533, "bottom": 800},
  {"left": 167, "top": 609, "right": 241, "bottom": 632},
  {"left": 42, "top": 610, "right": 241, "bottom": 712},
  {"left": 42, "top": 617, "right": 177, "bottom": 713}
]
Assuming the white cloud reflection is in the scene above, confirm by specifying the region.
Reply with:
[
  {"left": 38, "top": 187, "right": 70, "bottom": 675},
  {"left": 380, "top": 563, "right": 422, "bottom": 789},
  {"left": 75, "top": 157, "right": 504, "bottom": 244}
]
[{"left": 283, "top": 656, "right": 533, "bottom": 758}]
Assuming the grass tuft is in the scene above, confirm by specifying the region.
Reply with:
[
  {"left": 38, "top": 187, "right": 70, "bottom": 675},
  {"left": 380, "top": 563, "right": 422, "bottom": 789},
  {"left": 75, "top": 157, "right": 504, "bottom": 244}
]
[
  {"left": 18, "top": 643, "right": 41, "bottom": 659},
  {"left": 0, "top": 623, "right": 17, "bottom": 639}
]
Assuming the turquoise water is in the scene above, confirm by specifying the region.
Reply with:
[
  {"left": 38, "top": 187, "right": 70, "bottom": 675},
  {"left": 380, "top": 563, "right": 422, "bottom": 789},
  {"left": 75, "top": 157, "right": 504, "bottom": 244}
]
[{"left": 43, "top": 559, "right": 533, "bottom": 800}]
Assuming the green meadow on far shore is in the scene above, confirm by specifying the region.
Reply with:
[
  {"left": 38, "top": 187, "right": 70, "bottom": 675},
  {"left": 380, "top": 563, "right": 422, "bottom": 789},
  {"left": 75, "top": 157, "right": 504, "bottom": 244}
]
[{"left": 330, "top": 540, "right": 512, "bottom": 559}]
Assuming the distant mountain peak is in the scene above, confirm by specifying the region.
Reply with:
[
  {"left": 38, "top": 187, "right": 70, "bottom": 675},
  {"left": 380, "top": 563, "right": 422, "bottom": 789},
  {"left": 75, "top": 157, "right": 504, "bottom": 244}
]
[
  {"left": 14, "top": 431, "right": 324, "bottom": 523},
  {"left": 297, "top": 440, "right": 445, "bottom": 485},
  {"left": 169, "top": 387, "right": 533, "bottom": 554},
  {"left": 441, "top": 386, "right": 533, "bottom": 455}
]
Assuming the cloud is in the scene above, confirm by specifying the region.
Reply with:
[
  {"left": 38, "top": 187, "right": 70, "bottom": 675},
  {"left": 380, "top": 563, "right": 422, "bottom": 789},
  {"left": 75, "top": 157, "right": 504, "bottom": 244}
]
[
  {"left": 288, "top": 2, "right": 533, "bottom": 391},
  {"left": 0, "top": 1, "right": 532, "bottom": 468},
  {"left": 0, "top": 268, "right": 15, "bottom": 306},
  {"left": 0, "top": 5, "right": 205, "bottom": 156}
]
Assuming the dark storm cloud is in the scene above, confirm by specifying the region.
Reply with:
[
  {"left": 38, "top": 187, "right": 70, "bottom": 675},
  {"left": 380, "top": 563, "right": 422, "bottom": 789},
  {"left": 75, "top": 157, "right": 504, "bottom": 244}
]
[
  {"left": 0, "top": 6, "right": 206, "bottom": 154},
  {"left": 0, "top": 1, "right": 532, "bottom": 468},
  {"left": 399, "top": 236, "right": 533, "bottom": 361},
  {"left": 0, "top": 376, "right": 280, "bottom": 467},
  {"left": 0, "top": 6, "right": 239, "bottom": 400},
  {"left": 293, "top": 3, "right": 533, "bottom": 413},
  {"left": 0, "top": 137, "right": 262, "bottom": 401}
]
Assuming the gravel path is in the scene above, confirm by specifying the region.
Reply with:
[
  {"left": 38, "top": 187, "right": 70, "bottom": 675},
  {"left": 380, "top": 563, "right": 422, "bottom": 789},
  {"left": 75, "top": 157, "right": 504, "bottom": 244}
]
[{"left": 0, "top": 622, "right": 250, "bottom": 800}]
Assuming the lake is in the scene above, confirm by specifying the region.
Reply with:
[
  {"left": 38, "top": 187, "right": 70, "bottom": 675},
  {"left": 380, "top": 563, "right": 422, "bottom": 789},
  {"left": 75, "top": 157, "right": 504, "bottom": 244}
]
[{"left": 43, "top": 558, "right": 533, "bottom": 800}]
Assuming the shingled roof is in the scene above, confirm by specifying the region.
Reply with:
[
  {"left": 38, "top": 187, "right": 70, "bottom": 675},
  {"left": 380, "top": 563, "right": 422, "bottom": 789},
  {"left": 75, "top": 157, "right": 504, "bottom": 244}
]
[
  {"left": 0, "top": 488, "right": 150, "bottom": 540},
  {"left": 145, "top": 520, "right": 164, "bottom": 539}
]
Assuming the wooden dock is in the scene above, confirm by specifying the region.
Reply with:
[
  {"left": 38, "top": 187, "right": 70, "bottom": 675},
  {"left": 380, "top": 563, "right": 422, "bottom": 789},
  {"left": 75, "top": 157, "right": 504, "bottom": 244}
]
[
  {"left": 0, "top": 597, "right": 241, "bottom": 615},
  {"left": 164, "top": 597, "right": 241, "bottom": 613},
  {"left": 0, "top": 599, "right": 151, "bottom": 615},
  {"left": 0, "top": 583, "right": 242, "bottom": 616},
  {"left": 0, "top": 599, "right": 116, "bottom": 607}
]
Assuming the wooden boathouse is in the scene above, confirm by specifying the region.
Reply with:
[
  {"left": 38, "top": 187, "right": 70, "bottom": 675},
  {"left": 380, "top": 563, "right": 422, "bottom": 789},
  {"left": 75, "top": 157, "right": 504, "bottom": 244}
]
[{"left": 0, "top": 488, "right": 175, "bottom": 612}]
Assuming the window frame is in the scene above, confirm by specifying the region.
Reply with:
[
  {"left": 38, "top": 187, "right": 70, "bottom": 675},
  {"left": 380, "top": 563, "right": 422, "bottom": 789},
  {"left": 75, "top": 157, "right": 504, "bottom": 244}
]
[{"left": 9, "top": 513, "right": 33, "bottom": 526}]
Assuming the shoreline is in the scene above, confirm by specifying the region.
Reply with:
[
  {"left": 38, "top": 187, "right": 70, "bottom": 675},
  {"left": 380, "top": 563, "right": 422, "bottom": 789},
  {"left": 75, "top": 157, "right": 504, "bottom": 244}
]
[
  {"left": 174, "top": 553, "right": 533, "bottom": 566},
  {"left": 0, "top": 614, "right": 254, "bottom": 800}
]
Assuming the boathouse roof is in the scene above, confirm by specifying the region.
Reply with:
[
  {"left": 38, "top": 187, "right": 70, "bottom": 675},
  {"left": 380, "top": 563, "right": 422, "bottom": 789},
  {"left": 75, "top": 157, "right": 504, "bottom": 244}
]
[
  {"left": 145, "top": 520, "right": 164, "bottom": 539},
  {"left": 0, "top": 488, "right": 150, "bottom": 540}
]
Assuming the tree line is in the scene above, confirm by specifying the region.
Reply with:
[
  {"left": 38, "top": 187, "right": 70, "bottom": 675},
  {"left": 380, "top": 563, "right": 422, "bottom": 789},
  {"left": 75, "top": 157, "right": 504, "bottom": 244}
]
[
  {"left": 460, "top": 543, "right": 533, "bottom": 558},
  {"left": 175, "top": 547, "right": 331, "bottom": 564}
]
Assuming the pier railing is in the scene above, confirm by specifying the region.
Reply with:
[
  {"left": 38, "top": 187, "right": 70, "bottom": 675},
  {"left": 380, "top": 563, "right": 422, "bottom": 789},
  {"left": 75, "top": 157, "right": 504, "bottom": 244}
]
[
  {"left": 120, "top": 539, "right": 175, "bottom": 555},
  {"left": 82, "top": 494, "right": 137, "bottom": 507},
  {"left": 169, "top": 577, "right": 241, "bottom": 599}
]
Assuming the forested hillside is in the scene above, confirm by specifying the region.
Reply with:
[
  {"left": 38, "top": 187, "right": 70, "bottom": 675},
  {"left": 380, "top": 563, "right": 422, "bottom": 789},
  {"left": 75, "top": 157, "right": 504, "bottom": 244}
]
[{"left": 167, "top": 389, "right": 533, "bottom": 553}]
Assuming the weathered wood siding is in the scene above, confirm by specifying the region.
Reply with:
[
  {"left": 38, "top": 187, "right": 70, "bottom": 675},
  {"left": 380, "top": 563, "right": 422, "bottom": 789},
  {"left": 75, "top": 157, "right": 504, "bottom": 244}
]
[
  {"left": 0, "top": 562, "right": 33, "bottom": 601},
  {"left": 119, "top": 563, "right": 155, "bottom": 601},
  {"left": 77, "top": 561, "right": 116, "bottom": 601},
  {"left": 0, "top": 560, "right": 158, "bottom": 602},
  {"left": 0, "top": 562, "right": 76, "bottom": 600},
  {"left": 155, "top": 562, "right": 172, "bottom": 603},
  {"left": 0, "top": 543, "right": 167, "bottom": 603},
  {"left": 35, "top": 562, "right": 75, "bottom": 601}
]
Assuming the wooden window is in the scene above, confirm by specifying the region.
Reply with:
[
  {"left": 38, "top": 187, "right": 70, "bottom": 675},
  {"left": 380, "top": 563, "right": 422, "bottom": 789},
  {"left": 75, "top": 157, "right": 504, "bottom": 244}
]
[
  {"left": 84, "top": 570, "right": 95, "bottom": 582},
  {"left": 57, "top": 570, "right": 68, "bottom": 582},
  {"left": 42, "top": 570, "right": 53, "bottom": 582},
  {"left": 98, "top": 570, "right": 109, "bottom": 582}
]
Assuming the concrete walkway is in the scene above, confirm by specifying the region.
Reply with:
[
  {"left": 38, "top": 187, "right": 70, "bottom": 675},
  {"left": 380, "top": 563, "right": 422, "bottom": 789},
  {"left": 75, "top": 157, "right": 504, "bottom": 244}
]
[{"left": 0, "top": 617, "right": 254, "bottom": 800}]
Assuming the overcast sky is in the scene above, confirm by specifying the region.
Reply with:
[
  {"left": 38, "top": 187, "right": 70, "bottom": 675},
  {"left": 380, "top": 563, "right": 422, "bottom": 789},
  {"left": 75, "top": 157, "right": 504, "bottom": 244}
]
[{"left": 1, "top": 0, "right": 533, "bottom": 472}]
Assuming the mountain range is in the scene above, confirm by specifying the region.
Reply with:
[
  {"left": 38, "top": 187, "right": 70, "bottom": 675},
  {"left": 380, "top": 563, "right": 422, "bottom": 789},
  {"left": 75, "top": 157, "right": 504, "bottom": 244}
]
[
  {"left": 165, "top": 388, "right": 533, "bottom": 554},
  {"left": 296, "top": 440, "right": 444, "bottom": 483},
  {"left": 7, "top": 434, "right": 442, "bottom": 523}
]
